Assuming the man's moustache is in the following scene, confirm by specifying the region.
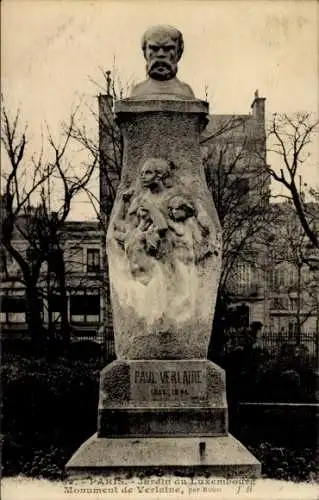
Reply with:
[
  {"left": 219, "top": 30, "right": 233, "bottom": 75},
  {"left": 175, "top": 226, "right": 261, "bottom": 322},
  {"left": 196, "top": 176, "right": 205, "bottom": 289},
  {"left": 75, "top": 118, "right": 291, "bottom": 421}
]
[{"left": 149, "top": 60, "right": 172, "bottom": 71}]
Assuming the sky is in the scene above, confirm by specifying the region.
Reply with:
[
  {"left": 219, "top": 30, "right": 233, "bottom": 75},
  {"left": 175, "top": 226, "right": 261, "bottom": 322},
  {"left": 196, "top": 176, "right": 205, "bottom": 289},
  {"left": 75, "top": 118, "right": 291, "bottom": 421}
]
[{"left": 1, "top": 0, "right": 319, "bottom": 219}]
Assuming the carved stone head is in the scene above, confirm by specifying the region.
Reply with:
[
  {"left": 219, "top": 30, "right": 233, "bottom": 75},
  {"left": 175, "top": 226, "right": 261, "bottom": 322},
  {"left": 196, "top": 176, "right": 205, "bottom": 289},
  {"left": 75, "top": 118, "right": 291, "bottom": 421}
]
[
  {"left": 140, "top": 158, "right": 172, "bottom": 190},
  {"left": 141, "top": 25, "right": 184, "bottom": 81},
  {"left": 168, "top": 195, "right": 195, "bottom": 222}
]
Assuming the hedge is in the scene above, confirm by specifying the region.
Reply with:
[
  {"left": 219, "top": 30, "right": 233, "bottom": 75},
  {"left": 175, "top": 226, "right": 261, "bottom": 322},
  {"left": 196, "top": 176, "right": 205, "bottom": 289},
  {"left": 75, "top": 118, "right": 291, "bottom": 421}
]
[{"left": 1, "top": 348, "right": 318, "bottom": 481}]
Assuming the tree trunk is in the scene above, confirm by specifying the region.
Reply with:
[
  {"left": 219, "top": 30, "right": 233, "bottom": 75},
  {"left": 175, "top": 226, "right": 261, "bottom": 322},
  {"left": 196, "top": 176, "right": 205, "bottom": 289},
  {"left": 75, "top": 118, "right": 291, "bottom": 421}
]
[
  {"left": 101, "top": 214, "right": 114, "bottom": 363},
  {"left": 54, "top": 249, "right": 70, "bottom": 352},
  {"left": 208, "top": 290, "right": 228, "bottom": 362},
  {"left": 25, "top": 283, "right": 44, "bottom": 345},
  {"left": 296, "top": 264, "right": 302, "bottom": 345}
]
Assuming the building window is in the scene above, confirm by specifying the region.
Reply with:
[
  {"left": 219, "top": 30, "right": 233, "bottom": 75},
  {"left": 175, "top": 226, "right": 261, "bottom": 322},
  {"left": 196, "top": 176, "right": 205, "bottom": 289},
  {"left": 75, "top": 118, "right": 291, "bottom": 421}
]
[
  {"left": 237, "top": 262, "right": 252, "bottom": 287},
  {"left": 287, "top": 266, "right": 298, "bottom": 287},
  {"left": 277, "top": 267, "right": 286, "bottom": 287},
  {"left": 270, "top": 296, "right": 288, "bottom": 310},
  {"left": 269, "top": 264, "right": 290, "bottom": 289},
  {"left": 87, "top": 248, "right": 100, "bottom": 273},
  {"left": 70, "top": 290, "right": 100, "bottom": 324},
  {"left": 69, "top": 247, "right": 83, "bottom": 272},
  {"left": 0, "top": 295, "right": 26, "bottom": 323},
  {"left": 288, "top": 296, "right": 298, "bottom": 311}
]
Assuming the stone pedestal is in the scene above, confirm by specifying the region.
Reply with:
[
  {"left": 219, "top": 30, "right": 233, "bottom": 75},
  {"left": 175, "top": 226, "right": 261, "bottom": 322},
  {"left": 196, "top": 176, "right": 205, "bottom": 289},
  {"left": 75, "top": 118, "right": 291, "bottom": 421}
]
[
  {"left": 65, "top": 435, "right": 261, "bottom": 478},
  {"left": 66, "top": 359, "right": 260, "bottom": 477},
  {"left": 98, "top": 360, "right": 228, "bottom": 437}
]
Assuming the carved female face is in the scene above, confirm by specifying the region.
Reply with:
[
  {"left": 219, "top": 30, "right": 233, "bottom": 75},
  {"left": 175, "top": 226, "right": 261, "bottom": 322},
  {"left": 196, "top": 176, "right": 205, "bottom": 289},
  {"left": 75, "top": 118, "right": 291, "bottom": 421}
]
[{"left": 168, "top": 196, "right": 195, "bottom": 222}]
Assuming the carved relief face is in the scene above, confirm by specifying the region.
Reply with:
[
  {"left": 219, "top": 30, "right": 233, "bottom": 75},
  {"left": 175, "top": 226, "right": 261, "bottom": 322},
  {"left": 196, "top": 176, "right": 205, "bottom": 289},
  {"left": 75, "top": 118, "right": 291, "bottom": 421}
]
[
  {"left": 140, "top": 159, "right": 170, "bottom": 189},
  {"left": 168, "top": 196, "right": 195, "bottom": 222}
]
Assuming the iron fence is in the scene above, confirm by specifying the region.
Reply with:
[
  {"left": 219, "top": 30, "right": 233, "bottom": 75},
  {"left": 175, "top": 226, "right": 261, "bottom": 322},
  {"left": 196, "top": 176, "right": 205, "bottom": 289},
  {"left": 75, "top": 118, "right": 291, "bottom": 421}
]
[
  {"left": 259, "top": 331, "right": 318, "bottom": 358},
  {"left": 223, "top": 328, "right": 319, "bottom": 365}
]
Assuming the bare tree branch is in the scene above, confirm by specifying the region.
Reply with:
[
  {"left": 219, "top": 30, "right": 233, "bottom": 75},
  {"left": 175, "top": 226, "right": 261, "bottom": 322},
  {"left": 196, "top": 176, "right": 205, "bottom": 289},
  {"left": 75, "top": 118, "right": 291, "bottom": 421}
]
[{"left": 264, "top": 113, "right": 319, "bottom": 249}]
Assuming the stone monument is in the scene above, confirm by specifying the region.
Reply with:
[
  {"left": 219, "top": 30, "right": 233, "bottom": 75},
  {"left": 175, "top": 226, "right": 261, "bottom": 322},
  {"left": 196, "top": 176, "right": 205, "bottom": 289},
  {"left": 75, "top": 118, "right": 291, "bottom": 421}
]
[{"left": 66, "top": 25, "right": 261, "bottom": 477}]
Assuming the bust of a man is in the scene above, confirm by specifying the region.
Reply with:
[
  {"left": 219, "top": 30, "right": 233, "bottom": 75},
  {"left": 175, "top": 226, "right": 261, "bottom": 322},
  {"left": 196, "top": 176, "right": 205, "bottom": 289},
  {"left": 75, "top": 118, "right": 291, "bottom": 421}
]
[{"left": 130, "top": 25, "right": 195, "bottom": 100}]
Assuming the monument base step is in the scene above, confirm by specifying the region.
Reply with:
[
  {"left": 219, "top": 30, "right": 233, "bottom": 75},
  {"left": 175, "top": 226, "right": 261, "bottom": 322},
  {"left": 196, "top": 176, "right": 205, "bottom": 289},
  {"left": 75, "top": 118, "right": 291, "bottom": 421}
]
[{"left": 65, "top": 433, "right": 261, "bottom": 478}]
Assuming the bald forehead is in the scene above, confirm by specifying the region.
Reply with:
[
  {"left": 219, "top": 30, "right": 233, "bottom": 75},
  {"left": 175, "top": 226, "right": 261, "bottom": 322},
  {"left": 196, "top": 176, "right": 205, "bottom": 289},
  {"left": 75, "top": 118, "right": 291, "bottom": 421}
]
[
  {"left": 142, "top": 25, "right": 180, "bottom": 43},
  {"left": 147, "top": 33, "right": 175, "bottom": 46}
]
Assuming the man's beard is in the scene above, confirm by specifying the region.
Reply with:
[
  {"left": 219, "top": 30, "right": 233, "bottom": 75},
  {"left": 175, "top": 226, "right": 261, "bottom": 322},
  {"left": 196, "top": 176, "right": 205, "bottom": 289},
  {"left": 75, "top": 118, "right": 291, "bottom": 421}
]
[{"left": 147, "top": 60, "right": 177, "bottom": 80}]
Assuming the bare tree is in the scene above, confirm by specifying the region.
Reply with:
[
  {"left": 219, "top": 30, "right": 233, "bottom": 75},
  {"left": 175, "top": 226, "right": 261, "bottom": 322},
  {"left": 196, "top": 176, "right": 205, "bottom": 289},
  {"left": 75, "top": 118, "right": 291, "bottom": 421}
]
[
  {"left": 201, "top": 115, "right": 248, "bottom": 144},
  {"left": 202, "top": 123, "right": 272, "bottom": 356},
  {"left": 266, "top": 202, "right": 319, "bottom": 344},
  {"left": 1, "top": 98, "right": 97, "bottom": 347},
  {"left": 266, "top": 112, "right": 319, "bottom": 249},
  {"left": 70, "top": 69, "right": 125, "bottom": 221},
  {"left": 69, "top": 69, "right": 126, "bottom": 357},
  {"left": 203, "top": 127, "right": 271, "bottom": 292},
  {"left": 1, "top": 102, "right": 51, "bottom": 343}
]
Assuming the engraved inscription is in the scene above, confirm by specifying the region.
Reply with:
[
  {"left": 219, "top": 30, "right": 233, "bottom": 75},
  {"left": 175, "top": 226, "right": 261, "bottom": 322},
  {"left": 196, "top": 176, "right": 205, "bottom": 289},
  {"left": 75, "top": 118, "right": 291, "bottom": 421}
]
[{"left": 130, "top": 362, "right": 207, "bottom": 403}]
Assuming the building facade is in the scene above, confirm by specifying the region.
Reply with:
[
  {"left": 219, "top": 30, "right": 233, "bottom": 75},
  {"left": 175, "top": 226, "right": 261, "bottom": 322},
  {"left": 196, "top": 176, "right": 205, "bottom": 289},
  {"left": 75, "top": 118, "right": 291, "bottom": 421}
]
[
  {"left": 201, "top": 91, "right": 270, "bottom": 331},
  {"left": 0, "top": 219, "right": 112, "bottom": 348},
  {"left": 263, "top": 201, "right": 319, "bottom": 336}
]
